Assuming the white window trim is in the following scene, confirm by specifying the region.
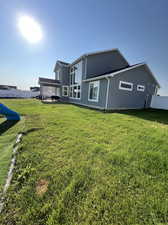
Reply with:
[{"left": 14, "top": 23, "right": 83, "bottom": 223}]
[
  {"left": 119, "top": 81, "right": 133, "bottom": 91},
  {"left": 69, "top": 86, "right": 73, "bottom": 98},
  {"left": 69, "top": 63, "right": 82, "bottom": 100},
  {"left": 137, "top": 85, "right": 145, "bottom": 92},
  {"left": 62, "top": 86, "right": 69, "bottom": 97},
  {"left": 88, "top": 81, "right": 100, "bottom": 102},
  {"left": 69, "top": 84, "right": 81, "bottom": 100},
  {"left": 70, "top": 71, "right": 74, "bottom": 85},
  {"left": 70, "top": 62, "right": 82, "bottom": 85}
]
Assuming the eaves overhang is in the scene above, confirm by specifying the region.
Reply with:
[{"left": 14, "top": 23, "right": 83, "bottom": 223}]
[{"left": 83, "top": 63, "right": 161, "bottom": 88}]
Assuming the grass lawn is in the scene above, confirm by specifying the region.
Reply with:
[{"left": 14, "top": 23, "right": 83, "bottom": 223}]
[
  {"left": 0, "top": 117, "right": 24, "bottom": 191},
  {"left": 1, "top": 99, "right": 168, "bottom": 225}
]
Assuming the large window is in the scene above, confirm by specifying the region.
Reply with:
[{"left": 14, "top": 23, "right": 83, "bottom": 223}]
[
  {"left": 62, "top": 86, "right": 69, "bottom": 97},
  {"left": 70, "top": 62, "right": 82, "bottom": 85},
  {"left": 69, "top": 61, "right": 82, "bottom": 99},
  {"left": 88, "top": 81, "right": 100, "bottom": 102},
  {"left": 70, "top": 69, "right": 75, "bottom": 85},
  {"left": 119, "top": 81, "right": 133, "bottom": 91},
  {"left": 69, "top": 86, "right": 73, "bottom": 97},
  {"left": 69, "top": 85, "right": 81, "bottom": 99},
  {"left": 137, "top": 85, "right": 145, "bottom": 92}
]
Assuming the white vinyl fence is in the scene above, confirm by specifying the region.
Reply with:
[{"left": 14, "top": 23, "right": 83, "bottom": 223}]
[
  {"left": 0, "top": 89, "right": 39, "bottom": 98},
  {"left": 151, "top": 96, "right": 168, "bottom": 110}
]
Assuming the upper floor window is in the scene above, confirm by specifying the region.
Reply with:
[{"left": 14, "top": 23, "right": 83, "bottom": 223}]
[
  {"left": 69, "top": 61, "right": 82, "bottom": 100},
  {"left": 88, "top": 81, "right": 100, "bottom": 102},
  {"left": 70, "top": 71, "right": 75, "bottom": 85},
  {"left": 70, "top": 61, "right": 82, "bottom": 85},
  {"left": 119, "top": 81, "right": 133, "bottom": 91},
  {"left": 137, "top": 85, "right": 145, "bottom": 92}
]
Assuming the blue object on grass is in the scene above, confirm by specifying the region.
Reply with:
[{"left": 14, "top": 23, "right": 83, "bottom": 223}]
[{"left": 0, "top": 103, "right": 20, "bottom": 121}]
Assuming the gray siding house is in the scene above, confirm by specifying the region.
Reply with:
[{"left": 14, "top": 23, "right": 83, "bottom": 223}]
[{"left": 39, "top": 49, "right": 160, "bottom": 110}]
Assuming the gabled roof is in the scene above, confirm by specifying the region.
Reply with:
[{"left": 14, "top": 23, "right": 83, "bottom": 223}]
[
  {"left": 70, "top": 48, "right": 129, "bottom": 66},
  {"left": 39, "top": 77, "right": 59, "bottom": 83},
  {"left": 83, "top": 63, "right": 161, "bottom": 88},
  {"left": 0, "top": 85, "right": 17, "bottom": 90},
  {"left": 53, "top": 60, "right": 69, "bottom": 72},
  {"left": 38, "top": 77, "right": 61, "bottom": 86},
  {"left": 54, "top": 48, "right": 129, "bottom": 71},
  {"left": 143, "top": 64, "right": 161, "bottom": 88},
  {"left": 57, "top": 60, "right": 69, "bottom": 66}
]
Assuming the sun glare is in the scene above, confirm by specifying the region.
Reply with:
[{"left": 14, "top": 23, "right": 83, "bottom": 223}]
[{"left": 18, "top": 15, "right": 43, "bottom": 43}]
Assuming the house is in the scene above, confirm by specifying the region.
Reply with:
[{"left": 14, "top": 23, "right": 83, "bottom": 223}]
[
  {"left": 39, "top": 49, "right": 160, "bottom": 110},
  {"left": 0, "top": 85, "right": 17, "bottom": 90},
  {"left": 0, "top": 87, "right": 39, "bottom": 99},
  {"left": 30, "top": 86, "right": 40, "bottom": 92}
]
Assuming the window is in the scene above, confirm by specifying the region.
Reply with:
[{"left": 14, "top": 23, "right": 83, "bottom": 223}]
[
  {"left": 88, "top": 81, "right": 100, "bottom": 102},
  {"left": 70, "top": 73, "right": 73, "bottom": 85},
  {"left": 119, "top": 81, "right": 133, "bottom": 91},
  {"left": 62, "top": 86, "right": 69, "bottom": 96},
  {"left": 69, "top": 62, "right": 82, "bottom": 99},
  {"left": 137, "top": 85, "right": 145, "bottom": 92},
  {"left": 70, "top": 62, "right": 82, "bottom": 85},
  {"left": 69, "top": 85, "right": 81, "bottom": 99},
  {"left": 69, "top": 86, "right": 73, "bottom": 97}
]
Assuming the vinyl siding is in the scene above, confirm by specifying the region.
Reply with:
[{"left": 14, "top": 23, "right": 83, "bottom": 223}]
[
  {"left": 86, "top": 51, "right": 129, "bottom": 79},
  {"left": 107, "top": 65, "right": 157, "bottom": 109},
  {"left": 61, "top": 67, "right": 69, "bottom": 85},
  {"left": 54, "top": 53, "right": 158, "bottom": 111},
  {"left": 68, "top": 79, "right": 107, "bottom": 109}
]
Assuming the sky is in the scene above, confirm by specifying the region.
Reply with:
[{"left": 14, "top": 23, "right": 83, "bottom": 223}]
[{"left": 0, "top": 0, "right": 168, "bottom": 95}]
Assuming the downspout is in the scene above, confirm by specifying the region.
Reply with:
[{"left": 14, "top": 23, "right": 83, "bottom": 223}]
[
  {"left": 84, "top": 57, "right": 87, "bottom": 79},
  {"left": 105, "top": 77, "right": 110, "bottom": 110}
]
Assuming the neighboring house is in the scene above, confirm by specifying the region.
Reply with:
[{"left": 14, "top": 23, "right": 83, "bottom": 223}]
[
  {"left": 0, "top": 89, "right": 39, "bottom": 98},
  {"left": 30, "top": 86, "right": 40, "bottom": 92},
  {"left": 39, "top": 49, "right": 160, "bottom": 110},
  {"left": 0, "top": 85, "right": 17, "bottom": 90},
  {"left": 39, "top": 77, "right": 61, "bottom": 98}
]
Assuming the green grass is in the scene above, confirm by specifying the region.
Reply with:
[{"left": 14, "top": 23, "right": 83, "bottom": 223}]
[
  {"left": 1, "top": 99, "right": 168, "bottom": 225},
  {"left": 0, "top": 117, "right": 24, "bottom": 190}
]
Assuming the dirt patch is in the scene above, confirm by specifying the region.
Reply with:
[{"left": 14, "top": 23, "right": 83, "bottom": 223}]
[{"left": 36, "top": 179, "right": 49, "bottom": 196}]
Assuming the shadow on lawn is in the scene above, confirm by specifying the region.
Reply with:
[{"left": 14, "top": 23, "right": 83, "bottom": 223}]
[
  {"left": 116, "top": 109, "right": 168, "bottom": 125},
  {"left": 75, "top": 104, "right": 168, "bottom": 124},
  {"left": 0, "top": 120, "right": 18, "bottom": 135},
  {"left": 42, "top": 100, "right": 168, "bottom": 125}
]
